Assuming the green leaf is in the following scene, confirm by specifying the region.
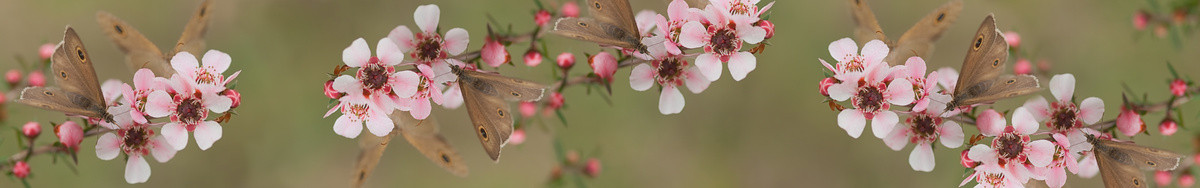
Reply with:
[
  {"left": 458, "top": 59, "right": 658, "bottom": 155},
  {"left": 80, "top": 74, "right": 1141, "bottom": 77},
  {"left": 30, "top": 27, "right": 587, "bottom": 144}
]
[
  {"left": 556, "top": 109, "right": 569, "bottom": 127},
  {"left": 533, "top": 0, "right": 545, "bottom": 10},
  {"left": 553, "top": 139, "right": 566, "bottom": 162}
]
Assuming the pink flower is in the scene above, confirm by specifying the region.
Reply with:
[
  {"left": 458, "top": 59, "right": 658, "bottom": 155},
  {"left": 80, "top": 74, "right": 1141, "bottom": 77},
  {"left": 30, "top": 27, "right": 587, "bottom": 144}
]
[
  {"left": 968, "top": 108, "right": 1057, "bottom": 184},
  {"left": 5, "top": 69, "right": 20, "bottom": 85},
  {"left": 584, "top": 158, "right": 602, "bottom": 178},
  {"left": 56, "top": 121, "right": 83, "bottom": 150},
  {"left": 171, "top": 50, "right": 239, "bottom": 95},
  {"left": 630, "top": 37, "right": 711, "bottom": 115},
  {"left": 1116, "top": 106, "right": 1144, "bottom": 136},
  {"left": 337, "top": 38, "right": 420, "bottom": 112},
  {"left": 708, "top": 0, "right": 775, "bottom": 19},
  {"left": 389, "top": 4, "right": 470, "bottom": 81},
  {"left": 961, "top": 162, "right": 1024, "bottom": 188},
  {"left": 223, "top": 89, "right": 241, "bottom": 109},
  {"left": 38, "top": 43, "right": 55, "bottom": 60},
  {"left": 1035, "top": 133, "right": 1080, "bottom": 188},
  {"left": 1157, "top": 170, "right": 1174, "bottom": 187},
  {"left": 961, "top": 149, "right": 978, "bottom": 168},
  {"left": 678, "top": 6, "right": 766, "bottom": 81},
  {"left": 819, "top": 77, "right": 836, "bottom": 96},
  {"left": 827, "top": 61, "right": 914, "bottom": 138},
  {"left": 520, "top": 101, "right": 537, "bottom": 118},
  {"left": 27, "top": 71, "right": 45, "bottom": 87},
  {"left": 893, "top": 57, "right": 942, "bottom": 112},
  {"left": 820, "top": 38, "right": 888, "bottom": 77},
  {"left": 883, "top": 93, "right": 961, "bottom": 172},
  {"left": 640, "top": 0, "right": 701, "bottom": 57},
  {"left": 1161, "top": 119, "right": 1179, "bottom": 136},
  {"left": 324, "top": 80, "right": 341, "bottom": 99},
  {"left": 95, "top": 113, "right": 176, "bottom": 184},
  {"left": 524, "top": 49, "right": 543, "bottom": 67},
  {"left": 547, "top": 92, "right": 564, "bottom": 110},
  {"left": 591, "top": 52, "right": 618, "bottom": 81},
  {"left": 758, "top": 20, "right": 774, "bottom": 39},
  {"left": 12, "top": 161, "right": 30, "bottom": 179},
  {"left": 1182, "top": 173, "right": 1196, "bottom": 187},
  {"left": 1004, "top": 31, "right": 1021, "bottom": 49},
  {"left": 510, "top": 129, "right": 526, "bottom": 145},
  {"left": 1022, "top": 74, "right": 1103, "bottom": 143},
  {"left": 440, "top": 82, "right": 464, "bottom": 109},
  {"left": 1134, "top": 11, "right": 1150, "bottom": 30},
  {"left": 557, "top": 53, "right": 576, "bottom": 70},
  {"left": 1013, "top": 59, "right": 1032, "bottom": 75},
  {"left": 1171, "top": 79, "right": 1188, "bottom": 97},
  {"left": 118, "top": 69, "right": 169, "bottom": 125},
  {"left": 325, "top": 90, "right": 392, "bottom": 138},
  {"left": 534, "top": 10, "right": 552, "bottom": 26},
  {"left": 481, "top": 37, "right": 509, "bottom": 67},
  {"left": 561, "top": 2, "right": 580, "bottom": 18},
  {"left": 395, "top": 65, "right": 445, "bottom": 120},
  {"left": 22, "top": 122, "right": 40, "bottom": 138},
  {"left": 145, "top": 76, "right": 232, "bottom": 150}
]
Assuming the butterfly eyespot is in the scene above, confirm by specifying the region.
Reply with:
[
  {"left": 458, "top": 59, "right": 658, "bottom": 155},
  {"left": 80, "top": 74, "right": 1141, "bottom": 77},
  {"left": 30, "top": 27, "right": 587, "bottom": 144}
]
[
  {"left": 496, "top": 108, "right": 505, "bottom": 117},
  {"left": 478, "top": 126, "right": 489, "bottom": 141},
  {"left": 440, "top": 153, "right": 451, "bottom": 163},
  {"left": 936, "top": 13, "right": 946, "bottom": 22},
  {"left": 1147, "top": 161, "right": 1157, "bottom": 166},
  {"left": 578, "top": 22, "right": 588, "bottom": 27},
  {"left": 1006, "top": 79, "right": 1015, "bottom": 84},
  {"left": 855, "top": 0, "right": 861, "bottom": 4},
  {"left": 59, "top": 71, "right": 67, "bottom": 79},
  {"left": 114, "top": 25, "right": 124, "bottom": 34},
  {"left": 200, "top": 7, "right": 207, "bottom": 16},
  {"left": 992, "top": 59, "right": 1000, "bottom": 67},
  {"left": 1133, "top": 179, "right": 1141, "bottom": 185},
  {"left": 593, "top": 2, "right": 601, "bottom": 9},
  {"left": 511, "top": 92, "right": 521, "bottom": 97},
  {"left": 43, "top": 91, "right": 53, "bottom": 96},
  {"left": 75, "top": 47, "right": 86, "bottom": 61},
  {"left": 973, "top": 36, "right": 984, "bottom": 49}
]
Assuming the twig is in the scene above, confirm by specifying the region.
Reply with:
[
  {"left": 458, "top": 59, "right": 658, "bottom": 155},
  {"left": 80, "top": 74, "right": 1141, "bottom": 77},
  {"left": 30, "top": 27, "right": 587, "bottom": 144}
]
[{"left": 0, "top": 127, "right": 111, "bottom": 171}]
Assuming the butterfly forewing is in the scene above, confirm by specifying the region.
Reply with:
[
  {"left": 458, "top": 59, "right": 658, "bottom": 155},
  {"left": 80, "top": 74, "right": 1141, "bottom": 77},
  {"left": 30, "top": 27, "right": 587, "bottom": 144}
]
[
  {"left": 848, "top": 0, "right": 887, "bottom": 44},
  {"left": 459, "top": 82, "right": 515, "bottom": 161},
  {"left": 18, "top": 87, "right": 106, "bottom": 118},
  {"left": 955, "top": 14, "right": 1007, "bottom": 93},
  {"left": 459, "top": 70, "right": 547, "bottom": 101},
  {"left": 18, "top": 27, "right": 109, "bottom": 120},
  {"left": 172, "top": 0, "right": 212, "bottom": 56},
  {"left": 393, "top": 113, "right": 468, "bottom": 177},
  {"left": 553, "top": 0, "right": 645, "bottom": 52},
  {"left": 96, "top": 12, "right": 171, "bottom": 75},
  {"left": 886, "top": 0, "right": 963, "bottom": 64},
  {"left": 586, "top": 0, "right": 639, "bottom": 37},
  {"left": 1091, "top": 137, "right": 1182, "bottom": 188}
]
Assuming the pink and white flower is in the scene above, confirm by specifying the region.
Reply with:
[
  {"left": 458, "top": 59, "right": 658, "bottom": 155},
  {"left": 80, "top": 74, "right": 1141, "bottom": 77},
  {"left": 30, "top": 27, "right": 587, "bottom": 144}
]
[
  {"left": 678, "top": 5, "right": 766, "bottom": 81},
  {"left": 95, "top": 109, "right": 177, "bottom": 184},
  {"left": 145, "top": 76, "right": 232, "bottom": 150},
  {"left": 707, "top": 0, "right": 775, "bottom": 20},
  {"left": 396, "top": 65, "right": 445, "bottom": 120},
  {"left": 892, "top": 57, "right": 941, "bottom": 112},
  {"left": 389, "top": 4, "right": 469, "bottom": 83},
  {"left": 827, "top": 58, "right": 914, "bottom": 138},
  {"left": 820, "top": 38, "right": 888, "bottom": 77},
  {"left": 170, "top": 50, "right": 240, "bottom": 95},
  {"left": 324, "top": 85, "right": 392, "bottom": 138},
  {"left": 967, "top": 108, "right": 1057, "bottom": 185},
  {"left": 961, "top": 162, "right": 1024, "bottom": 188},
  {"left": 119, "top": 69, "right": 169, "bottom": 124},
  {"left": 1021, "top": 74, "right": 1103, "bottom": 146},
  {"left": 338, "top": 38, "right": 421, "bottom": 112},
  {"left": 630, "top": 36, "right": 711, "bottom": 115},
  {"left": 883, "top": 93, "right": 961, "bottom": 172},
  {"left": 1031, "top": 133, "right": 1080, "bottom": 188}
]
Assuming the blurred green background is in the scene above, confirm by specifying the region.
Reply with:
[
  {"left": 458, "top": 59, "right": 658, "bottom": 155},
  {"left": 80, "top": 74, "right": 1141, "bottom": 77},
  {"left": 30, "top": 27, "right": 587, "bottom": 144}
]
[{"left": 1, "top": 0, "right": 1198, "bottom": 187}]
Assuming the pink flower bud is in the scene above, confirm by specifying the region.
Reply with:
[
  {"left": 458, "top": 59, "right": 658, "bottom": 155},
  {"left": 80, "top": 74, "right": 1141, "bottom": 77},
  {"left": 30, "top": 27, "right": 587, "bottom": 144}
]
[
  {"left": 534, "top": 10, "right": 552, "bottom": 26},
  {"left": 224, "top": 89, "right": 241, "bottom": 108},
  {"left": 0, "top": 92, "right": 6, "bottom": 105},
  {"left": 1013, "top": 59, "right": 1032, "bottom": 75},
  {"left": 556, "top": 53, "right": 575, "bottom": 70},
  {"left": 1161, "top": 119, "right": 1179, "bottom": 136},
  {"left": 1182, "top": 173, "right": 1196, "bottom": 187},
  {"left": 1171, "top": 79, "right": 1188, "bottom": 97},
  {"left": 27, "top": 71, "right": 45, "bottom": 87},
  {"left": 819, "top": 77, "right": 836, "bottom": 96},
  {"left": 565, "top": 150, "right": 580, "bottom": 164},
  {"left": 1175, "top": 10, "right": 1188, "bottom": 24},
  {"left": 11, "top": 161, "right": 29, "bottom": 179},
  {"left": 520, "top": 101, "right": 537, "bottom": 118},
  {"left": 38, "top": 43, "right": 55, "bottom": 60},
  {"left": 22, "top": 122, "right": 40, "bottom": 139},
  {"left": 960, "top": 149, "right": 977, "bottom": 168},
  {"left": 510, "top": 129, "right": 526, "bottom": 145},
  {"left": 324, "top": 80, "right": 341, "bottom": 99},
  {"left": 1156, "top": 25, "right": 1169, "bottom": 38},
  {"left": 1194, "top": 154, "right": 1200, "bottom": 168},
  {"left": 561, "top": 2, "right": 580, "bottom": 18},
  {"left": 1037, "top": 59, "right": 1052, "bottom": 73},
  {"left": 1116, "top": 107, "right": 1144, "bottom": 137},
  {"left": 548, "top": 92, "right": 565, "bottom": 110},
  {"left": 482, "top": 37, "right": 510, "bottom": 67},
  {"left": 589, "top": 52, "right": 617, "bottom": 81},
  {"left": 5, "top": 69, "right": 20, "bottom": 85},
  {"left": 757, "top": 20, "right": 775, "bottom": 39},
  {"left": 1003, "top": 31, "right": 1021, "bottom": 49},
  {"left": 1157, "top": 170, "right": 1174, "bottom": 187},
  {"left": 55, "top": 121, "right": 83, "bottom": 150},
  {"left": 583, "top": 158, "right": 601, "bottom": 178},
  {"left": 1135, "top": 11, "right": 1150, "bottom": 30},
  {"left": 523, "top": 49, "right": 543, "bottom": 67}
]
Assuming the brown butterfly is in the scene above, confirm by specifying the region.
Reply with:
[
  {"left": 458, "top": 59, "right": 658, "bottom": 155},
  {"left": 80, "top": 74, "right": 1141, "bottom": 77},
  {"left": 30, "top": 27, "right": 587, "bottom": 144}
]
[
  {"left": 18, "top": 27, "right": 113, "bottom": 122},
  {"left": 451, "top": 65, "right": 547, "bottom": 161},
  {"left": 944, "top": 14, "right": 1040, "bottom": 111},
  {"left": 1088, "top": 134, "right": 1183, "bottom": 188},
  {"left": 553, "top": 0, "right": 648, "bottom": 53},
  {"left": 394, "top": 112, "right": 468, "bottom": 176},
  {"left": 850, "top": 0, "right": 962, "bottom": 65},
  {"left": 96, "top": 0, "right": 212, "bottom": 76}
]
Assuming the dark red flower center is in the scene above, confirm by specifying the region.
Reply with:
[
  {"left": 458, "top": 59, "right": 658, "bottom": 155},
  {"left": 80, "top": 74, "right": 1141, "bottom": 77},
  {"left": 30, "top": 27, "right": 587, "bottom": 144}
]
[
  {"left": 854, "top": 86, "right": 885, "bottom": 113},
  {"left": 995, "top": 134, "right": 1024, "bottom": 159},
  {"left": 709, "top": 27, "right": 740, "bottom": 55},
  {"left": 911, "top": 115, "right": 938, "bottom": 137},
  {"left": 414, "top": 34, "right": 445, "bottom": 62},
  {"left": 360, "top": 63, "right": 390, "bottom": 90},
  {"left": 656, "top": 57, "right": 687, "bottom": 83},
  {"left": 1050, "top": 104, "right": 1079, "bottom": 131},
  {"left": 176, "top": 98, "right": 204, "bottom": 124}
]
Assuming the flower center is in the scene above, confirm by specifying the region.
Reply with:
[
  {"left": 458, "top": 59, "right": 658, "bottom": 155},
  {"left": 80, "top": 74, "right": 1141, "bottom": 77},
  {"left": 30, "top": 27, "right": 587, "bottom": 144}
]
[
  {"left": 195, "top": 69, "right": 220, "bottom": 85},
  {"left": 346, "top": 103, "right": 371, "bottom": 120},
  {"left": 655, "top": 57, "right": 688, "bottom": 86},
  {"left": 175, "top": 98, "right": 205, "bottom": 124},
  {"left": 982, "top": 171, "right": 1005, "bottom": 186},
  {"left": 910, "top": 115, "right": 939, "bottom": 138},
  {"left": 727, "top": 2, "right": 754, "bottom": 15},
  {"left": 120, "top": 126, "right": 154, "bottom": 155},
  {"left": 840, "top": 56, "right": 866, "bottom": 73},
  {"left": 852, "top": 85, "right": 887, "bottom": 116},
  {"left": 1049, "top": 103, "right": 1080, "bottom": 131},
  {"left": 413, "top": 34, "right": 445, "bottom": 62},
  {"left": 994, "top": 134, "right": 1025, "bottom": 160},
  {"left": 709, "top": 27, "right": 741, "bottom": 55},
  {"left": 359, "top": 60, "right": 392, "bottom": 91}
]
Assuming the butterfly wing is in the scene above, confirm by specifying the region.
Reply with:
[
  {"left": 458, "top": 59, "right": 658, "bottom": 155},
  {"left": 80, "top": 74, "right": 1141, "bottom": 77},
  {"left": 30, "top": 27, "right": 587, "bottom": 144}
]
[
  {"left": 953, "top": 75, "right": 1040, "bottom": 107},
  {"left": 1095, "top": 149, "right": 1150, "bottom": 188},
  {"left": 848, "top": 0, "right": 887, "bottom": 45},
  {"left": 586, "top": 0, "right": 639, "bottom": 37},
  {"left": 1098, "top": 140, "right": 1184, "bottom": 171},
  {"left": 394, "top": 113, "right": 469, "bottom": 177},
  {"left": 552, "top": 17, "right": 644, "bottom": 50},
  {"left": 53, "top": 27, "right": 106, "bottom": 107},
  {"left": 96, "top": 12, "right": 170, "bottom": 75},
  {"left": 886, "top": 0, "right": 963, "bottom": 64},
  {"left": 171, "top": 0, "right": 212, "bottom": 57},
  {"left": 17, "top": 87, "right": 107, "bottom": 118},
  {"left": 955, "top": 14, "right": 1007, "bottom": 91},
  {"left": 460, "top": 70, "right": 547, "bottom": 101},
  {"left": 459, "top": 82, "right": 515, "bottom": 162}
]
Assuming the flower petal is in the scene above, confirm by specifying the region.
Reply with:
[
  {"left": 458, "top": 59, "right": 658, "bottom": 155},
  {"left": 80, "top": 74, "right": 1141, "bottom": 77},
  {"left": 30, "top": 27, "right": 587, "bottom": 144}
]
[
  {"left": 170, "top": 52, "right": 199, "bottom": 76},
  {"left": 365, "top": 114, "right": 395, "bottom": 137},
  {"left": 683, "top": 66, "right": 712, "bottom": 93},
  {"left": 861, "top": 40, "right": 890, "bottom": 64},
  {"left": 838, "top": 109, "right": 867, "bottom": 138},
  {"left": 727, "top": 52, "right": 757, "bottom": 81},
  {"left": 737, "top": 24, "right": 766, "bottom": 44},
  {"left": 939, "top": 121, "right": 964, "bottom": 148},
  {"left": 413, "top": 4, "right": 441, "bottom": 34},
  {"left": 871, "top": 110, "right": 899, "bottom": 138},
  {"left": 904, "top": 57, "right": 927, "bottom": 79},
  {"left": 388, "top": 26, "right": 416, "bottom": 52},
  {"left": 391, "top": 71, "right": 420, "bottom": 98},
  {"left": 1013, "top": 107, "right": 1039, "bottom": 135},
  {"left": 828, "top": 38, "right": 858, "bottom": 62},
  {"left": 630, "top": 64, "right": 655, "bottom": 91},
  {"left": 95, "top": 133, "right": 121, "bottom": 160},
  {"left": 125, "top": 155, "right": 152, "bottom": 184},
  {"left": 827, "top": 82, "right": 858, "bottom": 101},
  {"left": 144, "top": 90, "right": 174, "bottom": 118},
  {"left": 1026, "top": 140, "right": 1056, "bottom": 167},
  {"left": 440, "top": 85, "right": 463, "bottom": 109},
  {"left": 149, "top": 136, "right": 178, "bottom": 163},
  {"left": 886, "top": 78, "right": 915, "bottom": 105},
  {"left": 977, "top": 109, "right": 1006, "bottom": 136},
  {"left": 968, "top": 144, "right": 998, "bottom": 164},
  {"left": 410, "top": 98, "right": 432, "bottom": 120},
  {"left": 376, "top": 38, "right": 404, "bottom": 66},
  {"left": 1079, "top": 97, "right": 1105, "bottom": 124},
  {"left": 1050, "top": 74, "right": 1076, "bottom": 102},
  {"left": 1022, "top": 96, "right": 1052, "bottom": 122},
  {"left": 443, "top": 28, "right": 470, "bottom": 55},
  {"left": 161, "top": 123, "right": 189, "bottom": 150},
  {"left": 694, "top": 53, "right": 723, "bottom": 81},
  {"left": 909, "top": 143, "right": 936, "bottom": 172},
  {"left": 883, "top": 125, "right": 910, "bottom": 151},
  {"left": 342, "top": 38, "right": 371, "bottom": 67},
  {"left": 658, "top": 86, "right": 685, "bottom": 115},
  {"left": 201, "top": 50, "right": 231, "bottom": 73},
  {"left": 332, "top": 75, "right": 363, "bottom": 94},
  {"left": 194, "top": 121, "right": 222, "bottom": 150},
  {"left": 678, "top": 21, "right": 708, "bottom": 48},
  {"left": 334, "top": 115, "right": 362, "bottom": 138}
]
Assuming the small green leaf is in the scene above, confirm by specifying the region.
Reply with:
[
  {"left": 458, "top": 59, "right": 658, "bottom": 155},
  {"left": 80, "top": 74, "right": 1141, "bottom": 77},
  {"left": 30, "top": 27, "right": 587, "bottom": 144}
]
[{"left": 556, "top": 109, "right": 569, "bottom": 127}]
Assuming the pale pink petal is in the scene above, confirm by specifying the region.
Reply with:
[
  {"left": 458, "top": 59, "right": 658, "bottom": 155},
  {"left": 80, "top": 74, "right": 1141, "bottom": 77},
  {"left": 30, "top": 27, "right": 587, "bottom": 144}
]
[
  {"left": 871, "top": 110, "right": 899, "bottom": 138},
  {"left": 441, "top": 85, "right": 463, "bottom": 109},
  {"left": 1012, "top": 107, "right": 1039, "bottom": 135},
  {"left": 909, "top": 143, "right": 936, "bottom": 172},
  {"left": 376, "top": 38, "right": 404, "bottom": 66},
  {"left": 170, "top": 52, "right": 199, "bottom": 76},
  {"left": 695, "top": 53, "right": 723, "bottom": 81},
  {"left": 391, "top": 71, "right": 420, "bottom": 98},
  {"left": 827, "top": 82, "right": 858, "bottom": 101},
  {"left": 683, "top": 66, "right": 711, "bottom": 93},
  {"left": 1049, "top": 74, "right": 1076, "bottom": 102},
  {"left": 413, "top": 4, "right": 441, "bottom": 34},
  {"left": 727, "top": 52, "right": 756, "bottom": 81},
  {"left": 904, "top": 57, "right": 927, "bottom": 79},
  {"left": 629, "top": 64, "right": 655, "bottom": 91},
  {"left": 658, "top": 86, "right": 685, "bottom": 115},
  {"left": 838, "top": 109, "right": 867, "bottom": 138},
  {"left": 911, "top": 99, "right": 930, "bottom": 113},
  {"left": 977, "top": 109, "right": 1006, "bottom": 136},
  {"left": 1079, "top": 97, "right": 1105, "bottom": 124},
  {"left": 125, "top": 155, "right": 151, "bottom": 184},
  {"left": 144, "top": 90, "right": 174, "bottom": 118},
  {"left": 409, "top": 98, "right": 432, "bottom": 120},
  {"left": 736, "top": 24, "right": 766, "bottom": 44},
  {"left": 861, "top": 40, "right": 890, "bottom": 64},
  {"left": 678, "top": 21, "right": 709, "bottom": 48},
  {"left": 193, "top": 121, "right": 222, "bottom": 150},
  {"left": 1026, "top": 140, "right": 1056, "bottom": 167},
  {"left": 939, "top": 121, "right": 964, "bottom": 148},
  {"left": 1077, "top": 155, "right": 1099, "bottom": 178},
  {"left": 95, "top": 133, "right": 121, "bottom": 160},
  {"left": 667, "top": 0, "right": 690, "bottom": 21},
  {"left": 342, "top": 38, "right": 371, "bottom": 67},
  {"left": 365, "top": 115, "right": 395, "bottom": 137},
  {"left": 133, "top": 69, "right": 157, "bottom": 90},
  {"left": 161, "top": 123, "right": 189, "bottom": 150},
  {"left": 332, "top": 75, "right": 363, "bottom": 94},
  {"left": 820, "top": 59, "right": 836, "bottom": 72},
  {"left": 886, "top": 78, "right": 915, "bottom": 105},
  {"left": 1046, "top": 166, "right": 1067, "bottom": 188},
  {"left": 334, "top": 115, "right": 362, "bottom": 138},
  {"left": 203, "top": 92, "right": 233, "bottom": 113},
  {"left": 968, "top": 144, "right": 998, "bottom": 164},
  {"left": 1022, "top": 96, "right": 1052, "bottom": 122},
  {"left": 883, "top": 125, "right": 910, "bottom": 151},
  {"left": 148, "top": 136, "right": 177, "bottom": 163},
  {"left": 201, "top": 50, "right": 231, "bottom": 73},
  {"left": 388, "top": 26, "right": 416, "bottom": 52},
  {"left": 443, "top": 28, "right": 470, "bottom": 55},
  {"left": 828, "top": 38, "right": 858, "bottom": 62},
  {"left": 936, "top": 67, "right": 958, "bottom": 90}
]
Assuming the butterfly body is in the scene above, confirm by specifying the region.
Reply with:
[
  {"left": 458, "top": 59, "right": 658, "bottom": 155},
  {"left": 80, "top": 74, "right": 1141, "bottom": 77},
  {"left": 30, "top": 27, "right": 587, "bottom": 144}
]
[
  {"left": 451, "top": 66, "right": 546, "bottom": 161},
  {"left": 553, "top": 0, "right": 647, "bottom": 53},
  {"left": 18, "top": 27, "right": 113, "bottom": 122},
  {"left": 1088, "top": 135, "right": 1183, "bottom": 188}
]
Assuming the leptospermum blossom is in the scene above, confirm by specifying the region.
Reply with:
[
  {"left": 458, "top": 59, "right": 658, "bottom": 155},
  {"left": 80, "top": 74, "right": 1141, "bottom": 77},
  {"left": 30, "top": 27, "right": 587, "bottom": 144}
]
[
  {"left": 630, "top": 36, "right": 711, "bottom": 115},
  {"left": 120, "top": 69, "right": 169, "bottom": 124},
  {"left": 146, "top": 75, "right": 232, "bottom": 150},
  {"left": 678, "top": 5, "right": 766, "bottom": 81},
  {"left": 708, "top": 0, "right": 775, "bottom": 20},
  {"left": 648, "top": 0, "right": 704, "bottom": 56},
  {"left": 961, "top": 162, "right": 1024, "bottom": 188},
  {"left": 967, "top": 108, "right": 1056, "bottom": 185},
  {"left": 825, "top": 40, "right": 913, "bottom": 138},
  {"left": 396, "top": 64, "right": 445, "bottom": 120},
  {"left": 883, "top": 93, "right": 961, "bottom": 172},
  {"left": 338, "top": 38, "right": 421, "bottom": 111},
  {"left": 171, "top": 50, "right": 240, "bottom": 95},
  {"left": 96, "top": 108, "right": 177, "bottom": 184},
  {"left": 820, "top": 38, "right": 887, "bottom": 77},
  {"left": 1031, "top": 133, "right": 1080, "bottom": 188},
  {"left": 389, "top": 4, "right": 469, "bottom": 83},
  {"left": 892, "top": 57, "right": 941, "bottom": 112},
  {"left": 1021, "top": 74, "right": 1103, "bottom": 146}
]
